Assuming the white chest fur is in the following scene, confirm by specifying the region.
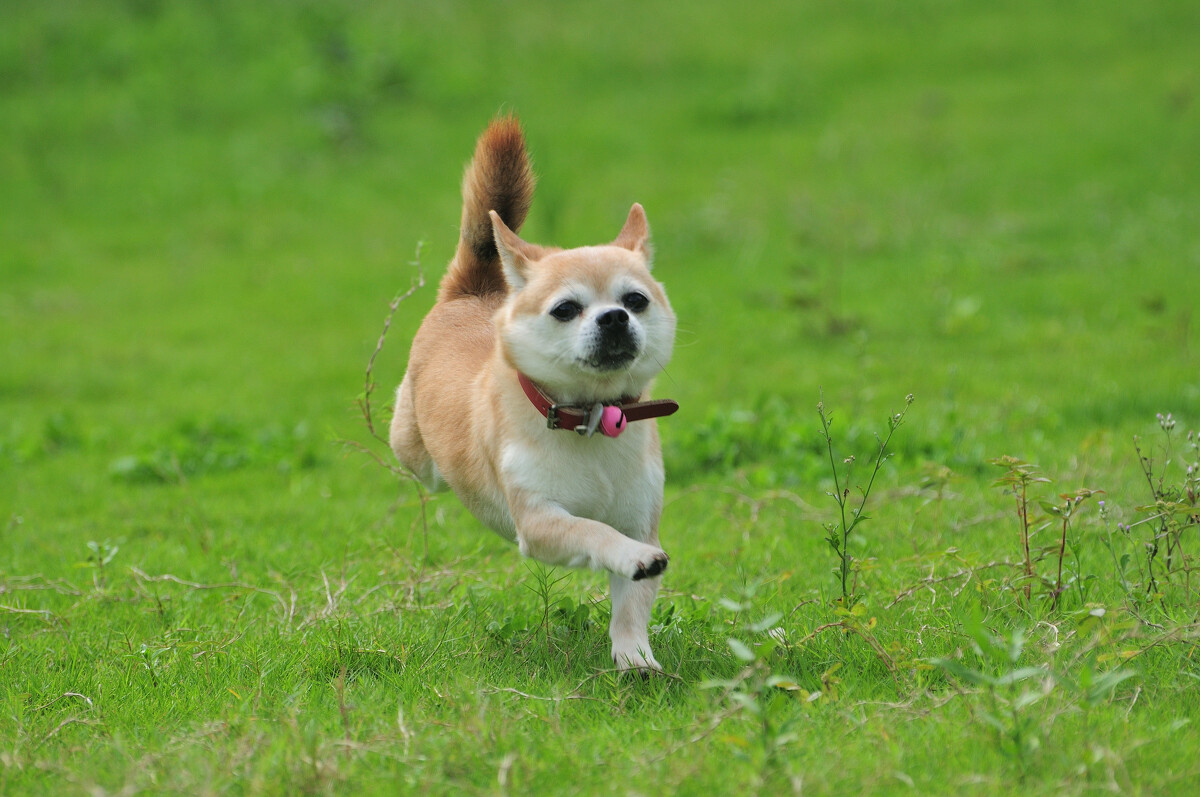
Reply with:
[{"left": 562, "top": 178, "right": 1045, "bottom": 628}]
[{"left": 499, "top": 425, "right": 663, "bottom": 541}]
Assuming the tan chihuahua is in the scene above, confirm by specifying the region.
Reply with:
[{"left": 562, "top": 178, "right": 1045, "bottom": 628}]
[{"left": 389, "top": 117, "right": 677, "bottom": 672}]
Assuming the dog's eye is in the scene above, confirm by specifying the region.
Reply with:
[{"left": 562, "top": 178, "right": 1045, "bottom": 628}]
[
  {"left": 549, "top": 300, "right": 582, "bottom": 322},
  {"left": 622, "top": 292, "right": 650, "bottom": 313}
]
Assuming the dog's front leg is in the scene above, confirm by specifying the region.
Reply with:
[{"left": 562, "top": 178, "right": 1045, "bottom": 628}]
[
  {"left": 506, "top": 490, "right": 669, "bottom": 581},
  {"left": 609, "top": 573, "right": 662, "bottom": 672}
]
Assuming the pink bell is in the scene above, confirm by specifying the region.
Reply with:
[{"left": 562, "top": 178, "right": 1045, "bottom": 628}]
[{"left": 600, "top": 405, "right": 627, "bottom": 438}]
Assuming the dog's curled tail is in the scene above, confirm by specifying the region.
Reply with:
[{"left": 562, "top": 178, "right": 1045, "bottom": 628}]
[{"left": 441, "top": 116, "right": 536, "bottom": 300}]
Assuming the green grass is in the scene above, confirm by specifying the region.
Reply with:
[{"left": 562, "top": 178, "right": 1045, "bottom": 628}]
[{"left": 3, "top": 0, "right": 1200, "bottom": 793}]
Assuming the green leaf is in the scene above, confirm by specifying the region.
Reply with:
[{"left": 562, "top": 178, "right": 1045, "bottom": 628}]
[
  {"left": 1039, "top": 501, "right": 1063, "bottom": 516},
  {"left": 1159, "top": 501, "right": 1199, "bottom": 518},
  {"left": 996, "top": 666, "right": 1047, "bottom": 686},
  {"left": 1086, "top": 669, "right": 1137, "bottom": 705},
  {"left": 727, "top": 638, "right": 756, "bottom": 662},
  {"left": 749, "top": 612, "right": 783, "bottom": 633},
  {"left": 699, "top": 678, "right": 738, "bottom": 691},
  {"left": 1013, "top": 689, "right": 1045, "bottom": 711},
  {"left": 964, "top": 619, "right": 1014, "bottom": 665},
  {"left": 930, "top": 657, "right": 997, "bottom": 687},
  {"left": 846, "top": 514, "right": 872, "bottom": 531},
  {"left": 730, "top": 692, "right": 761, "bottom": 715}
]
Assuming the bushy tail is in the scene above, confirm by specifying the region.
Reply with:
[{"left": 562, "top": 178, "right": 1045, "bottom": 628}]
[{"left": 440, "top": 116, "right": 535, "bottom": 300}]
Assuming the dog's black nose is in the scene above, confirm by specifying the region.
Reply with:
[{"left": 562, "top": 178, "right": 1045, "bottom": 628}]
[{"left": 597, "top": 308, "right": 629, "bottom": 329}]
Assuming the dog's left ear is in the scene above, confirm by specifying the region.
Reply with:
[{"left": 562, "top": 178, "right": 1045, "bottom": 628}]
[
  {"left": 490, "top": 210, "right": 536, "bottom": 291},
  {"left": 613, "top": 203, "right": 652, "bottom": 260}
]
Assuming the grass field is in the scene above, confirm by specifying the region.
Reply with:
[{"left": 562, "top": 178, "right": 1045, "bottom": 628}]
[{"left": 3, "top": 1, "right": 1200, "bottom": 793}]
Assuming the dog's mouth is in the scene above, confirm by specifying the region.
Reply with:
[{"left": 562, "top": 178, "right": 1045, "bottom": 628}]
[
  {"left": 582, "top": 351, "right": 637, "bottom": 372},
  {"left": 581, "top": 337, "right": 639, "bottom": 372}
]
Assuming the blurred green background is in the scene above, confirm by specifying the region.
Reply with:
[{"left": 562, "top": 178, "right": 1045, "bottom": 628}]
[
  {"left": 4, "top": 0, "right": 1196, "bottom": 455},
  {"left": 2, "top": 1, "right": 1199, "bottom": 791}
]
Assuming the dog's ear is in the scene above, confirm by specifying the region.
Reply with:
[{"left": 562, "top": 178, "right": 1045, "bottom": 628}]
[
  {"left": 613, "top": 203, "right": 652, "bottom": 260},
  {"left": 490, "top": 210, "right": 535, "bottom": 290}
]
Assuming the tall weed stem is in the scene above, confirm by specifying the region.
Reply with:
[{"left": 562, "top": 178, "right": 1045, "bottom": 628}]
[{"left": 818, "top": 393, "right": 913, "bottom": 604}]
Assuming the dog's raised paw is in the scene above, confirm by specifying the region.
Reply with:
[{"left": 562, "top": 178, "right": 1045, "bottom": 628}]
[{"left": 632, "top": 552, "right": 669, "bottom": 581}]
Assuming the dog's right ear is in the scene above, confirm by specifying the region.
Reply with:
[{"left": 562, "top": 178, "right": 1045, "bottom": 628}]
[{"left": 490, "top": 210, "right": 534, "bottom": 291}]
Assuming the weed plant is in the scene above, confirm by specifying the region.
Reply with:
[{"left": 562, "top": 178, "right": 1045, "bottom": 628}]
[{"left": 818, "top": 393, "right": 913, "bottom": 604}]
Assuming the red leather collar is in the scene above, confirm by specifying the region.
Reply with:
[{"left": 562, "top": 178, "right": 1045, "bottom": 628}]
[{"left": 518, "top": 372, "right": 679, "bottom": 438}]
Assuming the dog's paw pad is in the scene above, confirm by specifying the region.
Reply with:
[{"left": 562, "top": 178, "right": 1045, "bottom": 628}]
[{"left": 632, "top": 552, "right": 669, "bottom": 581}]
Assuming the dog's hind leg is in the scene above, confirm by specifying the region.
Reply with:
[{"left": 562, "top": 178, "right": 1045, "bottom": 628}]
[{"left": 389, "top": 375, "right": 440, "bottom": 491}]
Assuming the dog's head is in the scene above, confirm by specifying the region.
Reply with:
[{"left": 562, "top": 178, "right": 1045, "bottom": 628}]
[{"left": 490, "top": 204, "right": 675, "bottom": 403}]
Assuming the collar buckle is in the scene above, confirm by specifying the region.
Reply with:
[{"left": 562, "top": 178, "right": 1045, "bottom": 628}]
[{"left": 574, "top": 402, "right": 605, "bottom": 437}]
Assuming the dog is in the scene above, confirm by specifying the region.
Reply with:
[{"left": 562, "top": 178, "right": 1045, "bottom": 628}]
[{"left": 389, "top": 117, "right": 678, "bottom": 672}]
